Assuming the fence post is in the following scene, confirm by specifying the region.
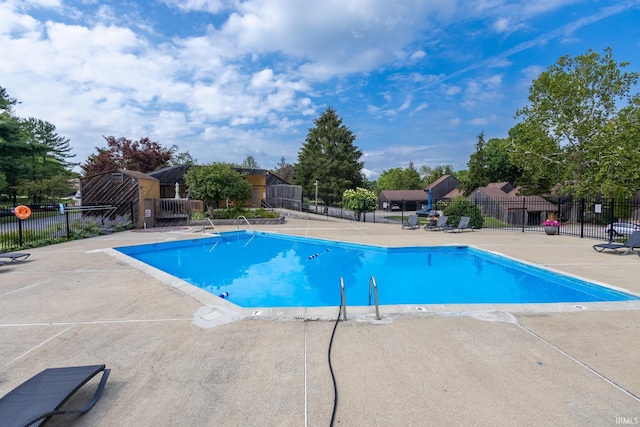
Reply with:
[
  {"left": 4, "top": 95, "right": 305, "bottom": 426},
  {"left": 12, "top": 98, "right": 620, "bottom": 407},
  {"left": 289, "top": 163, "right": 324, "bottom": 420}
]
[
  {"left": 608, "top": 197, "right": 615, "bottom": 242},
  {"left": 579, "top": 198, "right": 585, "bottom": 238},
  {"left": 557, "top": 198, "right": 563, "bottom": 235},
  {"left": 521, "top": 198, "right": 526, "bottom": 232},
  {"left": 66, "top": 209, "right": 71, "bottom": 239},
  {"left": 18, "top": 218, "right": 24, "bottom": 246}
]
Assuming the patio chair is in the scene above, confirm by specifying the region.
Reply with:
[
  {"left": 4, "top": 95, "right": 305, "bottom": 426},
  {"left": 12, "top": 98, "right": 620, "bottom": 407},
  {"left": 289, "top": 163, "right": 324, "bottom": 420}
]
[
  {"left": 401, "top": 215, "right": 420, "bottom": 230},
  {"left": 593, "top": 231, "right": 640, "bottom": 255},
  {"left": 425, "top": 215, "right": 448, "bottom": 231},
  {"left": 0, "top": 364, "right": 110, "bottom": 427},
  {"left": 0, "top": 251, "right": 30, "bottom": 262},
  {"left": 443, "top": 216, "right": 473, "bottom": 233}
]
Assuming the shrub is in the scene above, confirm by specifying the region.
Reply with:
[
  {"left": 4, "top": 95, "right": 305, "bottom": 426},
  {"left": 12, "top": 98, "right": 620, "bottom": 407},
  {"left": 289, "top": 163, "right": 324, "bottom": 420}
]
[
  {"left": 70, "top": 214, "right": 133, "bottom": 238},
  {"left": 443, "top": 197, "right": 483, "bottom": 229},
  {"left": 190, "top": 212, "right": 207, "bottom": 220}
]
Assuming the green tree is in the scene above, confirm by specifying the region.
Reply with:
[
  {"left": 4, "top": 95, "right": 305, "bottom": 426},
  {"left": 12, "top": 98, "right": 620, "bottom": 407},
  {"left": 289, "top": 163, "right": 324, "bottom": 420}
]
[
  {"left": 20, "top": 118, "right": 77, "bottom": 202},
  {"left": 184, "top": 162, "right": 252, "bottom": 213},
  {"left": 461, "top": 132, "right": 490, "bottom": 195},
  {"left": 512, "top": 47, "right": 640, "bottom": 196},
  {"left": 18, "top": 173, "right": 75, "bottom": 202},
  {"left": 483, "top": 137, "right": 522, "bottom": 185},
  {"left": 294, "top": 107, "right": 364, "bottom": 201},
  {"left": 169, "top": 150, "right": 197, "bottom": 166},
  {"left": 376, "top": 162, "right": 422, "bottom": 190},
  {"left": 272, "top": 156, "right": 295, "bottom": 182},
  {"left": 582, "top": 97, "right": 640, "bottom": 197},
  {"left": 342, "top": 187, "right": 377, "bottom": 218},
  {"left": 0, "top": 86, "right": 27, "bottom": 202},
  {"left": 419, "top": 164, "right": 455, "bottom": 186},
  {"left": 508, "top": 122, "right": 562, "bottom": 194},
  {"left": 239, "top": 155, "right": 260, "bottom": 169}
]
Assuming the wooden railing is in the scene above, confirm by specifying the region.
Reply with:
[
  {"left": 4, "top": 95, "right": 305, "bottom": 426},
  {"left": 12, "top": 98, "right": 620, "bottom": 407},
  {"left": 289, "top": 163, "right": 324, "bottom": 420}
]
[{"left": 154, "top": 199, "right": 189, "bottom": 219}]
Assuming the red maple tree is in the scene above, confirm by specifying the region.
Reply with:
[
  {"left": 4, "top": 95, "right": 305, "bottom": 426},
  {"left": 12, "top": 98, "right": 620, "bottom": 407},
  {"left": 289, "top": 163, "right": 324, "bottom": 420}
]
[{"left": 81, "top": 136, "right": 175, "bottom": 176}]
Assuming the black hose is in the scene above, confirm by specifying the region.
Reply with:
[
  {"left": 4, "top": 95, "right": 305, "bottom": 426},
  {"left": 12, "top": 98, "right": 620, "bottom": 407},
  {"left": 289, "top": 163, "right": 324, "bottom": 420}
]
[{"left": 328, "top": 303, "right": 341, "bottom": 426}]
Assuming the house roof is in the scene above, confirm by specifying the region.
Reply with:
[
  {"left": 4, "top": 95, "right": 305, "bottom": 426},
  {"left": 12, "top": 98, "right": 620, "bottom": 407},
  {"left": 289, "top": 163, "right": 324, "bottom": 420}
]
[
  {"left": 120, "top": 169, "right": 158, "bottom": 181},
  {"left": 425, "top": 174, "right": 459, "bottom": 190},
  {"left": 81, "top": 168, "right": 158, "bottom": 181},
  {"left": 148, "top": 165, "right": 191, "bottom": 184},
  {"left": 379, "top": 190, "right": 428, "bottom": 201},
  {"left": 443, "top": 188, "right": 463, "bottom": 199},
  {"left": 470, "top": 184, "right": 556, "bottom": 211},
  {"left": 147, "top": 165, "right": 292, "bottom": 186}
]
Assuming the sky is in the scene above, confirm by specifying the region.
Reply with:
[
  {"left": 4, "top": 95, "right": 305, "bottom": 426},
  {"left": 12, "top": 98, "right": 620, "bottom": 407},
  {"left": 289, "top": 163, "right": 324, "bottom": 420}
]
[{"left": 1, "top": 0, "right": 640, "bottom": 179}]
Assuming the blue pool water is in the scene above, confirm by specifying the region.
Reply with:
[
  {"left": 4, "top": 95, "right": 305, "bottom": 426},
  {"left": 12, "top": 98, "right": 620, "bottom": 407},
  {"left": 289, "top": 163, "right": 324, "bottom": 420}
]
[{"left": 115, "top": 231, "right": 639, "bottom": 308}]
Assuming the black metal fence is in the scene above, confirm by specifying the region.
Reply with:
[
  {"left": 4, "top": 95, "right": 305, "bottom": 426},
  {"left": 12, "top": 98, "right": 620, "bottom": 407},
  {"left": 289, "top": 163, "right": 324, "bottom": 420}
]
[
  {"left": 469, "top": 196, "right": 640, "bottom": 241},
  {"left": 0, "top": 202, "right": 134, "bottom": 251},
  {"left": 297, "top": 192, "right": 640, "bottom": 241}
]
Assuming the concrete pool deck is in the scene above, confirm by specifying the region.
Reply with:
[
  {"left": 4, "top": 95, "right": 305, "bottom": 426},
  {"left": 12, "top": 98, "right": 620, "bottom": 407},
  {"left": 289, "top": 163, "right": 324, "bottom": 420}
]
[{"left": 1, "top": 216, "right": 639, "bottom": 425}]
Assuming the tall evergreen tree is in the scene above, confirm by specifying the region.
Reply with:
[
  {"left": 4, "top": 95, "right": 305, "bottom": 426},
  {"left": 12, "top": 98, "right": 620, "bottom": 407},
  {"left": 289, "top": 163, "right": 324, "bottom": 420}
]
[
  {"left": 0, "top": 87, "right": 78, "bottom": 203},
  {"left": 239, "top": 155, "right": 260, "bottom": 169},
  {"left": 294, "top": 107, "right": 364, "bottom": 200},
  {"left": 272, "top": 156, "right": 295, "bottom": 182},
  {"left": 19, "top": 118, "right": 77, "bottom": 203},
  {"left": 0, "top": 87, "right": 27, "bottom": 202},
  {"left": 463, "top": 132, "right": 490, "bottom": 195}
]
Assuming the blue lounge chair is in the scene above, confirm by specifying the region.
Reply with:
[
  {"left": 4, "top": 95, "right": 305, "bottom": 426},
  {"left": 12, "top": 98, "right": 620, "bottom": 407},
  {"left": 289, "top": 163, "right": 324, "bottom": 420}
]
[
  {"left": 425, "top": 215, "right": 448, "bottom": 231},
  {"left": 593, "top": 231, "right": 640, "bottom": 255},
  {"left": 402, "top": 215, "right": 420, "bottom": 229},
  {"left": 0, "top": 365, "right": 110, "bottom": 427},
  {"left": 0, "top": 251, "right": 30, "bottom": 262},
  {"left": 443, "top": 216, "right": 473, "bottom": 233}
]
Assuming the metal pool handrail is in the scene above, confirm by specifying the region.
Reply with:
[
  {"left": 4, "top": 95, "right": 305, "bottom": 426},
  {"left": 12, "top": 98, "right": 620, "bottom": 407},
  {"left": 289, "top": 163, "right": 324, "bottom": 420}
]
[
  {"left": 204, "top": 218, "right": 221, "bottom": 235},
  {"left": 237, "top": 216, "right": 255, "bottom": 231},
  {"left": 368, "top": 276, "right": 380, "bottom": 320}
]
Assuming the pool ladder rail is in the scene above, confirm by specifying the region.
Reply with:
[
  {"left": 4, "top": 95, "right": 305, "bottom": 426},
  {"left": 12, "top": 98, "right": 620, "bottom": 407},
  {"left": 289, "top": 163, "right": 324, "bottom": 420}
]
[
  {"left": 368, "top": 276, "right": 380, "bottom": 320},
  {"left": 237, "top": 216, "right": 255, "bottom": 231},
  {"left": 203, "top": 218, "right": 221, "bottom": 235},
  {"left": 339, "top": 276, "right": 380, "bottom": 321}
]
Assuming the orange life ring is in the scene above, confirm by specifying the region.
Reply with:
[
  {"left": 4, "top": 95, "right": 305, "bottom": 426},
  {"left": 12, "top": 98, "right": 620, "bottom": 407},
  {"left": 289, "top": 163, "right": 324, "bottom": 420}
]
[{"left": 14, "top": 205, "right": 31, "bottom": 220}]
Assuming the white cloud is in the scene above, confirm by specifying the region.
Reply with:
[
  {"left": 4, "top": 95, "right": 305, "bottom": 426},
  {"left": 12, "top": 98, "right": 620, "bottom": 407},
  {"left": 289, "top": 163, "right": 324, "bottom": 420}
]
[
  {"left": 162, "top": 0, "right": 227, "bottom": 14},
  {"left": 398, "top": 95, "right": 412, "bottom": 111},
  {"left": 410, "top": 50, "right": 426, "bottom": 61},
  {"left": 413, "top": 102, "right": 428, "bottom": 112},
  {"left": 217, "top": 0, "right": 456, "bottom": 79},
  {"left": 493, "top": 17, "right": 510, "bottom": 33},
  {"left": 445, "top": 85, "right": 462, "bottom": 96},
  {"left": 470, "top": 117, "right": 488, "bottom": 125}
]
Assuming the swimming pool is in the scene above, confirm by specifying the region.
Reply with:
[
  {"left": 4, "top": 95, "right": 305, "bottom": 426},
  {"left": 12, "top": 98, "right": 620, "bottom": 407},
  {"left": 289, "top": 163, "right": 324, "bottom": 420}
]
[{"left": 115, "top": 231, "right": 639, "bottom": 308}]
